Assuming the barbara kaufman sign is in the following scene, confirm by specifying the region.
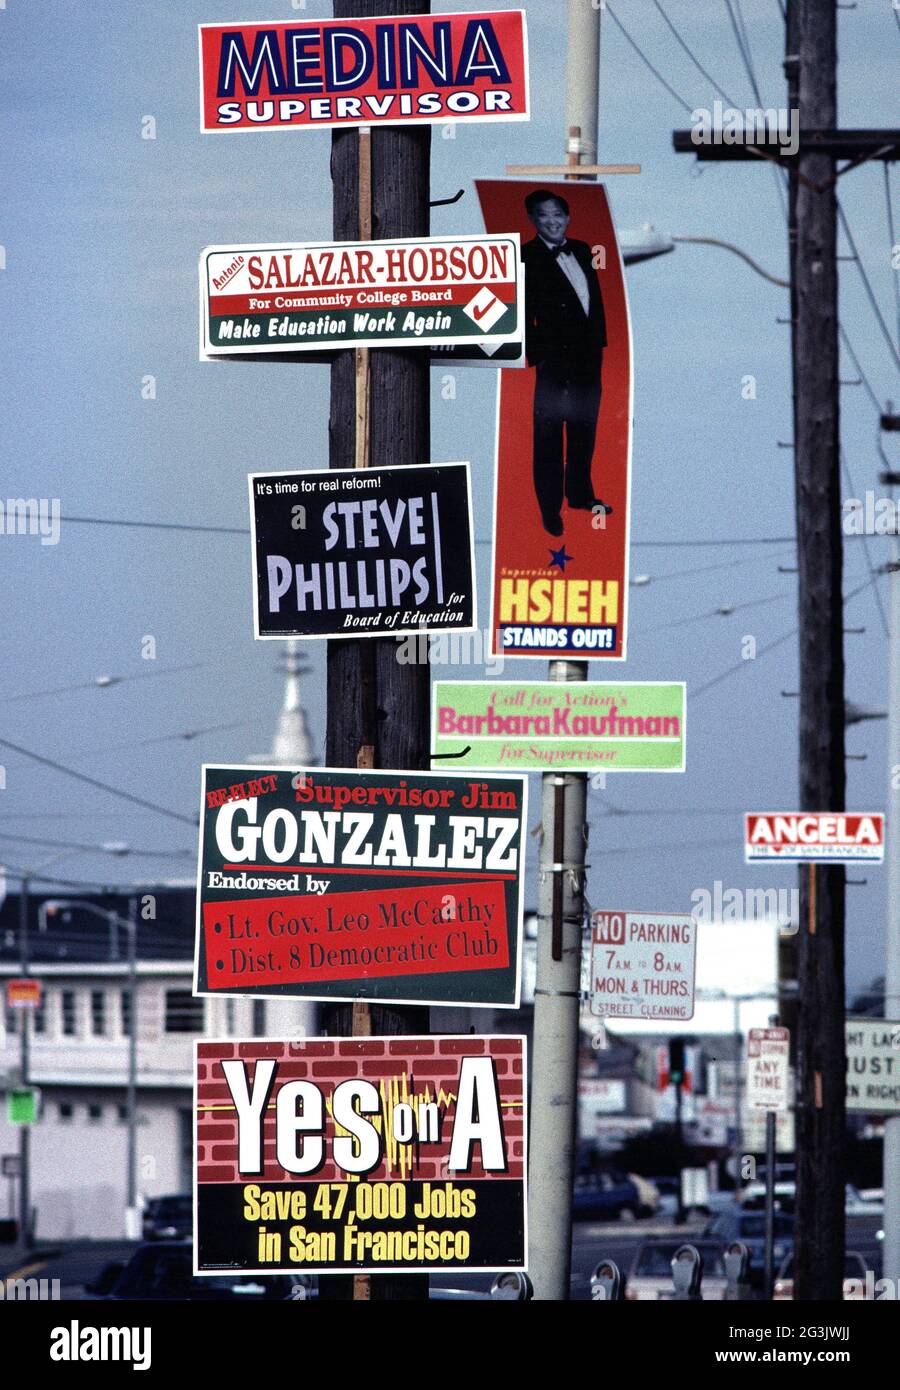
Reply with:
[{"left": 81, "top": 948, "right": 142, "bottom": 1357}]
[
  {"left": 194, "top": 1036, "right": 527, "bottom": 1274},
  {"left": 198, "top": 12, "right": 530, "bottom": 133},
  {"left": 200, "top": 236, "right": 521, "bottom": 355},
  {"left": 249, "top": 464, "right": 476, "bottom": 641},
  {"left": 194, "top": 766, "right": 527, "bottom": 1008},
  {"left": 431, "top": 681, "right": 686, "bottom": 772}
]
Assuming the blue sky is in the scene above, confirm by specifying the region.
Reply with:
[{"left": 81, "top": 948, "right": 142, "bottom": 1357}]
[{"left": 0, "top": 0, "right": 897, "bottom": 993}]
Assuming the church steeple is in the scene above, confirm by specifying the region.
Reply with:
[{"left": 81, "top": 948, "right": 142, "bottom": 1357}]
[{"left": 265, "top": 640, "right": 316, "bottom": 764}]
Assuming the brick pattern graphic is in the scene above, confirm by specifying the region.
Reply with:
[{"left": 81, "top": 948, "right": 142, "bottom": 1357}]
[{"left": 196, "top": 1036, "right": 525, "bottom": 1185}]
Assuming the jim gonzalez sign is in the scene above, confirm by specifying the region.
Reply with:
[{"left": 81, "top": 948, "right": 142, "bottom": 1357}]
[{"left": 194, "top": 765, "right": 527, "bottom": 1008}]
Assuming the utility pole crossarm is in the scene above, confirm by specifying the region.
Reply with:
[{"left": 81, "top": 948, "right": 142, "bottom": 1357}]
[{"left": 672, "top": 129, "right": 900, "bottom": 162}]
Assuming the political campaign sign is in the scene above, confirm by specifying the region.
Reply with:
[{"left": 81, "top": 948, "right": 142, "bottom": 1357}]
[
  {"left": 249, "top": 464, "right": 475, "bottom": 641},
  {"left": 194, "top": 765, "right": 526, "bottom": 1008},
  {"left": 845, "top": 1019, "right": 900, "bottom": 1114},
  {"left": 198, "top": 12, "right": 529, "bottom": 133},
  {"left": 432, "top": 680, "right": 685, "bottom": 771},
  {"left": 744, "top": 812, "right": 885, "bottom": 864},
  {"left": 194, "top": 1036, "right": 527, "bottom": 1274},
  {"left": 477, "top": 180, "right": 632, "bottom": 660},
  {"left": 590, "top": 911, "right": 696, "bottom": 1021},
  {"left": 200, "top": 236, "right": 521, "bottom": 356}
]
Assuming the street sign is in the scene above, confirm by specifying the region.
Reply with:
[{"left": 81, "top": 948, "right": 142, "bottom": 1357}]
[
  {"left": 744, "top": 812, "right": 885, "bottom": 864},
  {"left": 249, "top": 464, "right": 476, "bottom": 641},
  {"left": 477, "top": 179, "right": 632, "bottom": 661},
  {"left": 432, "top": 680, "right": 685, "bottom": 772},
  {"left": 0, "top": 1154, "right": 20, "bottom": 1179},
  {"left": 194, "top": 765, "right": 526, "bottom": 1008},
  {"left": 746, "top": 1027, "right": 790, "bottom": 1113},
  {"left": 198, "top": 12, "right": 530, "bottom": 134},
  {"left": 590, "top": 911, "right": 696, "bottom": 1021},
  {"left": 194, "top": 1036, "right": 527, "bottom": 1275},
  {"left": 5, "top": 978, "right": 41, "bottom": 1011},
  {"left": 7, "top": 1088, "right": 37, "bottom": 1126},
  {"left": 200, "top": 235, "right": 521, "bottom": 356},
  {"left": 845, "top": 1019, "right": 900, "bottom": 1114}
]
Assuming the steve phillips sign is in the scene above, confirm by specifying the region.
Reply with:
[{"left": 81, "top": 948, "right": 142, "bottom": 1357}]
[{"left": 198, "top": 12, "right": 529, "bottom": 132}]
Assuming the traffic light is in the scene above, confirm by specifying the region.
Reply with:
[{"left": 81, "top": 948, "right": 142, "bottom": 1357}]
[{"left": 668, "top": 1037, "right": 686, "bottom": 1086}]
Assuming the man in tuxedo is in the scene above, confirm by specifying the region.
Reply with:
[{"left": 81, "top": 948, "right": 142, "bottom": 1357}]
[{"left": 522, "top": 190, "right": 611, "bottom": 536}]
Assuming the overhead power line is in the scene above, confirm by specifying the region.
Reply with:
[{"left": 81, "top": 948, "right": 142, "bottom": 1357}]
[
  {"left": 838, "top": 200, "right": 900, "bottom": 370},
  {"left": 651, "top": 0, "right": 739, "bottom": 107},
  {"left": 605, "top": 4, "right": 695, "bottom": 115},
  {"left": 0, "top": 662, "right": 209, "bottom": 706},
  {"left": 0, "top": 735, "right": 197, "bottom": 828}
]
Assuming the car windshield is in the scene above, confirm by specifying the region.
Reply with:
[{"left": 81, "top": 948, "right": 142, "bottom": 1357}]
[
  {"left": 114, "top": 1248, "right": 287, "bottom": 1300},
  {"left": 154, "top": 1198, "right": 192, "bottom": 1220},
  {"left": 634, "top": 1245, "right": 725, "bottom": 1277}
]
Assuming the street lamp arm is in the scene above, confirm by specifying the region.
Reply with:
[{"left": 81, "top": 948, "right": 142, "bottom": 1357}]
[{"left": 671, "top": 235, "right": 790, "bottom": 289}]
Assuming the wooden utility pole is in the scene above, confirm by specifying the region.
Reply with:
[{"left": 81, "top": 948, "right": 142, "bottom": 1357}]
[
  {"left": 672, "top": 0, "right": 900, "bottom": 1301},
  {"left": 321, "top": 0, "right": 431, "bottom": 1303},
  {"left": 790, "top": 0, "right": 845, "bottom": 1302}
]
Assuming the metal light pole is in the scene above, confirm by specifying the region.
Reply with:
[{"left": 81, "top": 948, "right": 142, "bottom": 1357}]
[{"left": 39, "top": 894, "right": 139, "bottom": 1234}]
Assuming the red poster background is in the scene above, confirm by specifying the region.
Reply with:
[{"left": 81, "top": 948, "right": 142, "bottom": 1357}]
[{"left": 477, "top": 180, "right": 631, "bottom": 660}]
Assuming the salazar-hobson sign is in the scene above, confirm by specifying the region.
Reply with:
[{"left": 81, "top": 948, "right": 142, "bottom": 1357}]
[
  {"left": 200, "top": 236, "right": 521, "bottom": 355},
  {"left": 249, "top": 464, "right": 475, "bottom": 640},
  {"left": 194, "top": 765, "right": 526, "bottom": 1008},
  {"left": 431, "top": 681, "right": 686, "bottom": 772},
  {"left": 198, "top": 12, "right": 530, "bottom": 133},
  {"left": 744, "top": 812, "right": 885, "bottom": 864},
  {"left": 194, "top": 1036, "right": 527, "bottom": 1274}
]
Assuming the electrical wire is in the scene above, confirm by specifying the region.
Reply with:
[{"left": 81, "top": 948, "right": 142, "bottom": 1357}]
[
  {"left": 605, "top": 4, "right": 696, "bottom": 115},
  {"left": 884, "top": 164, "right": 900, "bottom": 353},
  {"left": 840, "top": 450, "right": 890, "bottom": 638},
  {"left": 0, "top": 832, "right": 191, "bottom": 858},
  {"left": 651, "top": 0, "right": 739, "bottom": 107},
  {"left": 0, "top": 662, "right": 210, "bottom": 706},
  {"left": 0, "top": 735, "right": 197, "bottom": 827},
  {"left": 838, "top": 200, "right": 900, "bottom": 370},
  {"left": 60, "top": 515, "right": 247, "bottom": 536}
]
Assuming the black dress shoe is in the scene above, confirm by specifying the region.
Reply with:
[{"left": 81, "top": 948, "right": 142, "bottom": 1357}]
[
  {"left": 542, "top": 513, "right": 564, "bottom": 536},
  {"left": 567, "top": 495, "right": 612, "bottom": 514}
]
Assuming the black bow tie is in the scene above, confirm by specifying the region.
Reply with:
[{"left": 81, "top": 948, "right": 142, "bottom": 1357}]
[{"left": 547, "top": 241, "right": 569, "bottom": 258}]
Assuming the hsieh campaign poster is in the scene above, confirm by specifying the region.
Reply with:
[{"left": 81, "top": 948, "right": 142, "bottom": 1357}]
[
  {"left": 198, "top": 12, "right": 530, "bottom": 133},
  {"left": 477, "top": 180, "right": 632, "bottom": 661},
  {"left": 249, "top": 464, "right": 476, "bottom": 641},
  {"left": 194, "top": 766, "right": 526, "bottom": 1007},
  {"left": 194, "top": 1036, "right": 527, "bottom": 1274}
]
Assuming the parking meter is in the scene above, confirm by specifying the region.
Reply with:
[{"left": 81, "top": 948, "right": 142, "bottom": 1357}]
[
  {"left": 724, "top": 1241, "right": 752, "bottom": 1301},
  {"left": 490, "top": 1271, "right": 534, "bottom": 1301},
  {"left": 590, "top": 1260, "right": 623, "bottom": 1301},
  {"left": 671, "top": 1243, "right": 704, "bottom": 1301}
]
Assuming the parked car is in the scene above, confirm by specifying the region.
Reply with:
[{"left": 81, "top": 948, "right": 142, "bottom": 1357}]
[
  {"left": 625, "top": 1239, "right": 728, "bottom": 1301},
  {"left": 845, "top": 1184, "right": 884, "bottom": 1217},
  {"left": 737, "top": 1181, "right": 796, "bottom": 1214},
  {"left": 85, "top": 1243, "right": 295, "bottom": 1301},
  {"left": 142, "top": 1194, "right": 193, "bottom": 1241},
  {"left": 626, "top": 1173, "right": 660, "bottom": 1218},
  {"left": 773, "top": 1251, "right": 870, "bottom": 1300},
  {"left": 704, "top": 1210, "right": 794, "bottom": 1285},
  {"left": 572, "top": 1170, "right": 642, "bottom": 1221}
]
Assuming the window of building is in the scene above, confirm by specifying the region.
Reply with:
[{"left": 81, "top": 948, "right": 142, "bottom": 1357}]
[
  {"left": 87, "top": 1103, "right": 102, "bottom": 1123},
  {"left": 90, "top": 990, "right": 107, "bottom": 1037},
  {"left": 3, "top": 1004, "right": 16, "bottom": 1036},
  {"left": 116, "top": 1104, "right": 128, "bottom": 1123},
  {"left": 252, "top": 999, "right": 266, "bottom": 1037},
  {"left": 33, "top": 992, "right": 47, "bottom": 1035},
  {"left": 58, "top": 1101, "right": 74, "bottom": 1123},
  {"left": 120, "top": 989, "right": 132, "bottom": 1037},
  {"left": 61, "top": 989, "right": 78, "bottom": 1037},
  {"left": 164, "top": 989, "right": 204, "bottom": 1034},
  {"left": 225, "top": 998, "right": 236, "bottom": 1035}
]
